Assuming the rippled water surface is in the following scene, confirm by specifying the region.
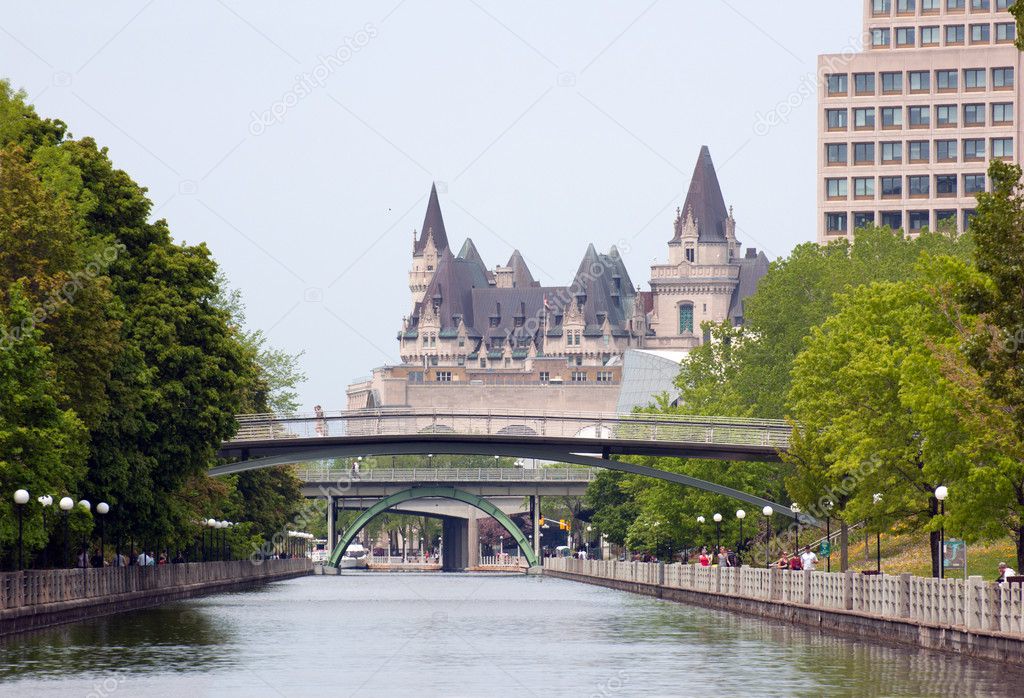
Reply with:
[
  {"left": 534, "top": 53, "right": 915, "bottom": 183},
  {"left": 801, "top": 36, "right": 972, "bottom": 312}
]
[{"left": 2, "top": 572, "right": 1021, "bottom": 697}]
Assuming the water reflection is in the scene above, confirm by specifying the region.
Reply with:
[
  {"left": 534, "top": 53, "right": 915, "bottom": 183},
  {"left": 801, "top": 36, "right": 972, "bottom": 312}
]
[{"left": 1, "top": 574, "right": 1021, "bottom": 697}]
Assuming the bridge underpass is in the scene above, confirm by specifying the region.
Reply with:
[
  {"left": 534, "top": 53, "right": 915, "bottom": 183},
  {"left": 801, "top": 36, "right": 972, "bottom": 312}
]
[
  {"left": 297, "top": 465, "right": 589, "bottom": 570},
  {"left": 331, "top": 497, "right": 530, "bottom": 571}
]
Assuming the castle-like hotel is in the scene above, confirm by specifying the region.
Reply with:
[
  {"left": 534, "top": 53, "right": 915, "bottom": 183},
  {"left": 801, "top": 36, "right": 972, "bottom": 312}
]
[{"left": 347, "top": 147, "right": 768, "bottom": 414}]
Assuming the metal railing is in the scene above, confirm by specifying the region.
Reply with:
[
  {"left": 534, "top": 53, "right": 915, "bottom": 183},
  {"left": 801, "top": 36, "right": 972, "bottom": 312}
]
[
  {"left": 229, "top": 408, "right": 791, "bottom": 450},
  {"left": 479, "top": 555, "right": 527, "bottom": 567},
  {"left": 295, "top": 466, "right": 598, "bottom": 483}
]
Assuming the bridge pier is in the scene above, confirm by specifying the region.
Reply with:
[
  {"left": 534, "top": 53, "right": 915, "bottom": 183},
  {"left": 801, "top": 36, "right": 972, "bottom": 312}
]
[
  {"left": 442, "top": 517, "right": 468, "bottom": 571},
  {"left": 327, "top": 495, "right": 337, "bottom": 559},
  {"left": 531, "top": 495, "right": 540, "bottom": 561}
]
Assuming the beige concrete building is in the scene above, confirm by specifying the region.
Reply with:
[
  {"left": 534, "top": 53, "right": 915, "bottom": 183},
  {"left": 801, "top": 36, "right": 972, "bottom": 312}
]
[
  {"left": 818, "top": 0, "right": 1022, "bottom": 242},
  {"left": 347, "top": 148, "right": 768, "bottom": 413}
]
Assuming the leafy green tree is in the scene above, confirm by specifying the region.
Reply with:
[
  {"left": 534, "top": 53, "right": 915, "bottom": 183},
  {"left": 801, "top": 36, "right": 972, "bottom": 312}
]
[
  {"left": 786, "top": 276, "right": 972, "bottom": 575},
  {"left": 0, "top": 283, "right": 88, "bottom": 563},
  {"left": 934, "top": 160, "right": 1024, "bottom": 571}
]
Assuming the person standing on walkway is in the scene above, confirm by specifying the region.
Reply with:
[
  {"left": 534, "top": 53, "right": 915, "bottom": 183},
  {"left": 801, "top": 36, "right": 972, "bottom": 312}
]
[
  {"left": 997, "top": 562, "right": 1017, "bottom": 586},
  {"left": 800, "top": 546, "right": 819, "bottom": 572}
]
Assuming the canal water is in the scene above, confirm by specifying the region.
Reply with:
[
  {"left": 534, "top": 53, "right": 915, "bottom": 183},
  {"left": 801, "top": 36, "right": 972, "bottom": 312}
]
[{"left": 2, "top": 573, "right": 1022, "bottom": 697}]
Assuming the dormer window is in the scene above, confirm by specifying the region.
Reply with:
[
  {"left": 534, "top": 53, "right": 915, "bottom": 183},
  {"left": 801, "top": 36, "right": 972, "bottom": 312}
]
[{"left": 685, "top": 246, "right": 695, "bottom": 263}]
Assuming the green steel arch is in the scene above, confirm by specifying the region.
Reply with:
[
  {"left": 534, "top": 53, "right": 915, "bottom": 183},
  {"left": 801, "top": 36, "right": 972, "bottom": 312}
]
[{"left": 327, "top": 486, "right": 539, "bottom": 568}]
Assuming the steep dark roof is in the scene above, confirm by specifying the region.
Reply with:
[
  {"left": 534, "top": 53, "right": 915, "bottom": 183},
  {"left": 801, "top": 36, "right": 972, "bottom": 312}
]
[
  {"left": 414, "top": 183, "right": 449, "bottom": 255},
  {"left": 457, "top": 238, "right": 486, "bottom": 268},
  {"left": 675, "top": 146, "right": 730, "bottom": 243},
  {"left": 728, "top": 249, "right": 770, "bottom": 324},
  {"left": 567, "top": 244, "right": 637, "bottom": 331},
  {"left": 415, "top": 249, "right": 489, "bottom": 331},
  {"left": 506, "top": 250, "right": 538, "bottom": 288},
  {"left": 470, "top": 287, "right": 564, "bottom": 343}
]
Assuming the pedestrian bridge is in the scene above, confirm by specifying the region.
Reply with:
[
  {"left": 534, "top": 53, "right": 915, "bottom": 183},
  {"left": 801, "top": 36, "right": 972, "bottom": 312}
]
[
  {"left": 215, "top": 408, "right": 805, "bottom": 522},
  {"left": 294, "top": 465, "right": 595, "bottom": 498}
]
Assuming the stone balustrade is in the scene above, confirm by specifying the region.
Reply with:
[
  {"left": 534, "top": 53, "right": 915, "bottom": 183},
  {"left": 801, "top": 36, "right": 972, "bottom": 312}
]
[
  {"left": 546, "top": 558, "right": 1024, "bottom": 641},
  {"left": 0, "top": 559, "right": 311, "bottom": 636}
]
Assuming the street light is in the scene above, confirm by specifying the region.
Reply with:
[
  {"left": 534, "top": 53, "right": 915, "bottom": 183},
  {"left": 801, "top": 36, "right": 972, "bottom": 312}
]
[
  {"left": 696, "top": 515, "right": 706, "bottom": 551},
  {"left": 38, "top": 495, "right": 53, "bottom": 568},
  {"left": 935, "top": 486, "right": 949, "bottom": 579},
  {"left": 13, "top": 490, "right": 29, "bottom": 570},
  {"left": 872, "top": 493, "right": 883, "bottom": 573},
  {"left": 96, "top": 502, "right": 110, "bottom": 565},
  {"left": 791, "top": 503, "right": 801, "bottom": 551},
  {"left": 713, "top": 513, "right": 722, "bottom": 554},
  {"left": 59, "top": 496, "right": 74, "bottom": 568},
  {"left": 762, "top": 506, "right": 774, "bottom": 569},
  {"left": 824, "top": 500, "right": 833, "bottom": 573},
  {"left": 428, "top": 453, "right": 434, "bottom": 468},
  {"left": 736, "top": 509, "right": 746, "bottom": 565}
]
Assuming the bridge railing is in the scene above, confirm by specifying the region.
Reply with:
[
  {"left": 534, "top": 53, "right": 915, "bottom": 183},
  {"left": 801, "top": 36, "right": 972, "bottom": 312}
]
[
  {"left": 294, "top": 466, "right": 598, "bottom": 483},
  {"left": 546, "top": 558, "right": 1024, "bottom": 636},
  {"left": 479, "top": 555, "right": 527, "bottom": 568},
  {"left": 230, "top": 408, "right": 791, "bottom": 450}
]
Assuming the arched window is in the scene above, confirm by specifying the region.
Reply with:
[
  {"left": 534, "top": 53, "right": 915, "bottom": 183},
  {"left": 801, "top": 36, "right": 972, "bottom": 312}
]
[{"left": 679, "top": 304, "right": 694, "bottom": 335}]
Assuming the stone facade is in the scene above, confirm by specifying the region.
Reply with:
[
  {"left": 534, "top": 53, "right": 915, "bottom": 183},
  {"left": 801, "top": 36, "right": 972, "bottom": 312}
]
[{"left": 348, "top": 147, "right": 769, "bottom": 411}]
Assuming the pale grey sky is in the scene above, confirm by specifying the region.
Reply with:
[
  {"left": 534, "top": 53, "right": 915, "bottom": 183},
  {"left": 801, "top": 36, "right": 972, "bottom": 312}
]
[{"left": 3, "top": 1, "right": 862, "bottom": 410}]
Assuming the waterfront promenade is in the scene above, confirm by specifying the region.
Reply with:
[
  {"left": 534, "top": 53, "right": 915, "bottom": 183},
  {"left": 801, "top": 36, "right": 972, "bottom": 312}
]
[
  {"left": 0, "top": 559, "right": 311, "bottom": 636},
  {"left": 545, "top": 558, "right": 1024, "bottom": 666}
]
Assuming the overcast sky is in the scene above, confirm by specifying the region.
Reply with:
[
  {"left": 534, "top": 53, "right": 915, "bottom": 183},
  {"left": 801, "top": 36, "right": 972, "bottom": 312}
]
[{"left": 3, "top": 1, "right": 863, "bottom": 410}]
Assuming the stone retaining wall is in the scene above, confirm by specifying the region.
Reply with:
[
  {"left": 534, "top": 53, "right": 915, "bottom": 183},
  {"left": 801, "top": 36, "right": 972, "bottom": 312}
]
[
  {"left": 0, "top": 560, "right": 311, "bottom": 637},
  {"left": 545, "top": 558, "right": 1024, "bottom": 666}
]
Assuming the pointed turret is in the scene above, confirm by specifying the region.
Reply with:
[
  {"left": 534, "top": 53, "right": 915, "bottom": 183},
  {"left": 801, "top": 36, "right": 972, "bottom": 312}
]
[
  {"left": 414, "top": 183, "right": 449, "bottom": 255},
  {"left": 673, "top": 146, "right": 730, "bottom": 243},
  {"left": 505, "top": 250, "right": 536, "bottom": 288},
  {"left": 457, "top": 238, "right": 486, "bottom": 267}
]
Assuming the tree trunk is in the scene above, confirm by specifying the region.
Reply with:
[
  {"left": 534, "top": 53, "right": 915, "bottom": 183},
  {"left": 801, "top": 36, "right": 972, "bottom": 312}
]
[
  {"left": 1016, "top": 526, "right": 1024, "bottom": 577},
  {"left": 840, "top": 521, "right": 849, "bottom": 572}
]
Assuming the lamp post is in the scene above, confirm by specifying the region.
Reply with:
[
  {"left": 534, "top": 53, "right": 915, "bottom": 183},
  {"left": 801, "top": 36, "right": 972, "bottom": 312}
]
[
  {"left": 37, "top": 495, "right": 53, "bottom": 568},
  {"left": 791, "top": 503, "right": 801, "bottom": 551},
  {"left": 207, "top": 518, "right": 217, "bottom": 561},
  {"left": 59, "top": 496, "right": 74, "bottom": 567},
  {"left": 713, "top": 513, "right": 722, "bottom": 556},
  {"left": 96, "top": 502, "right": 109, "bottom": 566},
  {"left": 78, "top": 500, "right": 91, "bottom": 567},
  {"left": 653, "top": 521, "right": 661, "bottom": 558},
  {"left": 13, "top": 490, "right": 29, "bottom": 570},
  {"left": 762, "top": 506, "right": 774, "bottom": 569},
  {"left": 824, "top": 500, "right": 833, "bottom": 573},
  {"left": 696, "top": 515, "right": 706, "bottom": 552},
  {"left": 872, "top": 493, "right": 883, "bottom": 573},
  {"left": 428, "top": 453, "right": 434, "bottom": 468},
  {"left": 736, "top": 509, "right": 746, "bottom": 565},
  {"left": 935, "top": 486, "right": 949, "bottom": 579},
  {"left": 586, "top": 525, "right": 593, "bottom": 558}
]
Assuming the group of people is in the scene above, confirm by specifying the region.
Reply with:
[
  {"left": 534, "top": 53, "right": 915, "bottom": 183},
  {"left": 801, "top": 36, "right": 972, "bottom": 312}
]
[
  {"left": 774, "top": 546, "right": 820, "bottom": 572},
  {"left": 696, "top": 546, "right": 740, "bottom": 568},
  {"left": 76, "top": 548, "right": 187, "bottom": 568}
]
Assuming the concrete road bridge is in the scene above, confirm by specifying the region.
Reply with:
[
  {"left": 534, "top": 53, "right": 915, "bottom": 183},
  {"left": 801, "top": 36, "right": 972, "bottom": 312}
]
[{"left": 214, "top": 408, "right": 803, "bottom": 569}]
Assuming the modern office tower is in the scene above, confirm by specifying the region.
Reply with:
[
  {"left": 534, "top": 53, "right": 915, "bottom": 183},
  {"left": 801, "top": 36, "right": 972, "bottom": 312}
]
[{"left": 817, "top": 0, "right": 1022, "bottom": 242}]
